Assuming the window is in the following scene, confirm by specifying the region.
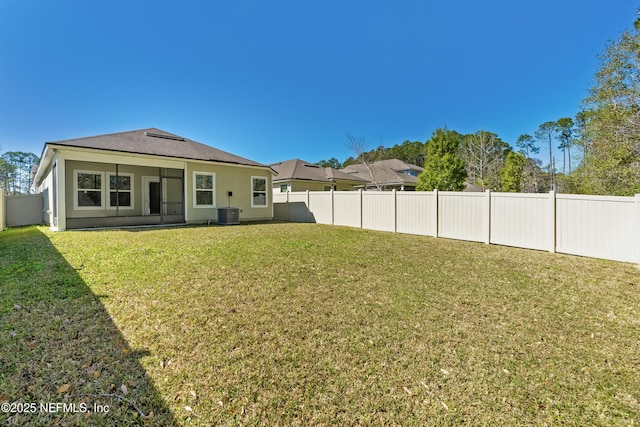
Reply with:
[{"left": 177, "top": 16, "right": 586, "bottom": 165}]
[
  {"left": 75, "top": 171, "right": 103, "bottom": 209},
  {"left": 193, "top": 171, "right": 215, "bottom": 208},
  {"left": 251, "top": 176, "right": 268, "bottom": 207},
  {"left": 107, "top": 173, "right": 133, "bottom": 209},
  {"left": 323, "top": 185, "right": 333, "bottom": 191},
  {"left": 280, "top": 184, "right": 289, "bottom": 193}
]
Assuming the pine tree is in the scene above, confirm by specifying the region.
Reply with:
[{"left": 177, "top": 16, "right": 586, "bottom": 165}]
[
  {"left": 417, "top": 128, "right": 467, "bottom": 191},
  {"left": 500, "top": 152, "right": 526, "bottom": 192}
]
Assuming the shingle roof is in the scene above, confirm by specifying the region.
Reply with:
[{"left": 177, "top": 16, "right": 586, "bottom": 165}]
[
  {"left": 368, "top": 159, "right": 424, "bottom": 173},
  {"left": 341, "top": 159, "right": 423, "bottom": 187},
  {"left": 270, "top": 159, "right": 369, "bottom": 183},
  {"left": 46, "top": 128, "right": 266, "bottom": 168}
]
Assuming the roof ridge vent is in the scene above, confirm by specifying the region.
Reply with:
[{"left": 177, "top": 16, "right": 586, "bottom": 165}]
[{"left": 144, "top": 131, "right": 185, "bottom": 141}]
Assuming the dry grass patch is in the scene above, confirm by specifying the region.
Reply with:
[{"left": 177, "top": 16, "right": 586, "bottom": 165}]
[{"left": 1, "top": 223, "right": 639, "bottom": 425}]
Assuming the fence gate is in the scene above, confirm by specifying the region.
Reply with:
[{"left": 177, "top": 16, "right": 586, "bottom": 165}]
[{"left": 6, "top": 194, "right": 43, "bottom": 227}]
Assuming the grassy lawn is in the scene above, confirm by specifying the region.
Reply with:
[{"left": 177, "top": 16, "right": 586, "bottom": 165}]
[{"left": 1, "top": 223, "right": 639, "bottom": 425}]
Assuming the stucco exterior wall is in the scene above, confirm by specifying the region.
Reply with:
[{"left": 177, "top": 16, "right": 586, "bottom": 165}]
[
  {"left": 60, "top": 157, "right": 272, "bottom": 226},
  {"left": 185, "top": 162, "right": 271, "bottom": 222},
  {"left": 38, "top": 162, "right": 55, "bottom": 226}
]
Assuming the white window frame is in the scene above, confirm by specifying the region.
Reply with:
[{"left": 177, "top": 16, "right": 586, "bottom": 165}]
[
  {"left": 106, "top": 172, "right": 134, "bottom": 210},
  {"left": 251, "top": 176, "right": 268, "bottom": 208},
  {"left": 193, "top": 171, "right": 216, "bottom": 208},
  {"left": 280, "top": 183, "right": 289, "bottom": 193},
  {"left": 73, "top": 170, "right": 105, "bottom": 210}
]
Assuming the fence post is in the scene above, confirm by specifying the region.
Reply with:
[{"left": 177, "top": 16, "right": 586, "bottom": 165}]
[
  {"left": 331, "top": 189, "right": 335, "bottom": 225},
  {"left": 549, "top": 190, "right": 556, "bottom": 253},
  {"left": 484, "top": 190, "right": 491, "bottom": 244},
  {"left": 306, "top": 190, "right": 310, "bottom": 223},
  {"left": 433, "top": 189, "right": 438, "bottom": 238}
]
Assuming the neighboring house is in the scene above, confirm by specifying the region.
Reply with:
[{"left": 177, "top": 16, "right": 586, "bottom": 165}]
[
  {"left": 33, "top": 128, "right": 273, "bottom": 231},
  {"left": 270, "top": 159, "right": 369, "bottom": 192},
  {"left": 341, "top": 159, "right": 424, "bottom": 191}
]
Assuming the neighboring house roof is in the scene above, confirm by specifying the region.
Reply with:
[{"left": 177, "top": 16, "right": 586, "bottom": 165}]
[
  {"left": 368, "top": 159, "right": 424, "bottom": 175},
  {"left": 42, "top": 128, "right": 266, "bottom": 168},
  {"left": 341, "top": 159, "right": 424, "bottom": 188},
  {"left": 270, "top": 159, "right": 369, "bottom": 184}
]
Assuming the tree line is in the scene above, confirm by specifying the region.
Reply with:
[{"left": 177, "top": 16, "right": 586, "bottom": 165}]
[
  {"left": 318, "top": 9, "right": 640, "bottom": 196},
  {"left": 318, "top": 120, "right": 584, "bottom": 193},
  {"left": 0, "top": 151, "right": 40, "bottom": 195}
]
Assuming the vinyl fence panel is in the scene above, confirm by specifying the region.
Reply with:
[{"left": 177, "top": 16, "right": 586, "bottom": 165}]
[
  {"left": 272, "top": 193, "right": 289, "bottom": 220},
  {"left": 396, "top": 192, "right": 435, "bottom": 236},
  {"left": 362, "top": 192, "right": 395, "bottom": 232},
  {"left": 438, "top": 192, "right": 486, "bottom": 242},
  {"left": 308, "top": 192, "right": 333, "bottom": 225},
  {"left": 490, "top": 192, "right": 551, "bottom": 251},
  {"left": 6, "top": 194, "right": 43, "bottom": 227},
  {"left": 286, "top": 192, "right": 311, "bottom": 222},
  {"left": 272, "top": 190, "right": 640, "bottom": 264},
  {"left": 272, "top": 193, "right": 288, "bottom": 204},
  {"left": 556, "top": 194, "right": 637, "bottom": 263},
  {"left": 334, "top": 191, "right": 361, "bottom": 228}
]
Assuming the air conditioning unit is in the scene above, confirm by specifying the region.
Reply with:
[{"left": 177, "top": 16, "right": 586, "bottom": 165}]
[{"left": 217, "top": 207, "right": 240, "bottom": 225}]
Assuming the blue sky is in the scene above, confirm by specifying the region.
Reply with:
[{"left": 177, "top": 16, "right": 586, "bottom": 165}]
[{"left": 0, "top": 1, "right": 635, "bottom": 166}]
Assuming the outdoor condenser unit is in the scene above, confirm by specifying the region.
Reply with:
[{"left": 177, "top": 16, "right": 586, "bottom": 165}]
[{"left": 217, "top": 207, "right": 240, "bottom": 225}]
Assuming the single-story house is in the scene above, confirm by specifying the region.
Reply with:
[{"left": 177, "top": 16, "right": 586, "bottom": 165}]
[
  {"left": 340, "top": 159, "right": 424, "bottom": 191},
  {"left": 270, "top": 159, "right": 369, "bottom": 192},
  {"left": 33, "top": 128, "right": 273, "bottom": 231}
]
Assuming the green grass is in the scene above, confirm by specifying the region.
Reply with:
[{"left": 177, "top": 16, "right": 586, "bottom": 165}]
[{"left": 1, "top": 224, "right": 639, "bottom": 425}]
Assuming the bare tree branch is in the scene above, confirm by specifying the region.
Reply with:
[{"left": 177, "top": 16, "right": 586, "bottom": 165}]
[{"left": 345, "top": 132, "right": 382, "bottom": 190}]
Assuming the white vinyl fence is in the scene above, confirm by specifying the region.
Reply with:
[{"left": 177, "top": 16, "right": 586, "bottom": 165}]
[
  {"left": 273, "top": 190, "right": 640, "bottom": 264},
  {"left": 2, "top": 194, "right": 43, "bottom": 228}
]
